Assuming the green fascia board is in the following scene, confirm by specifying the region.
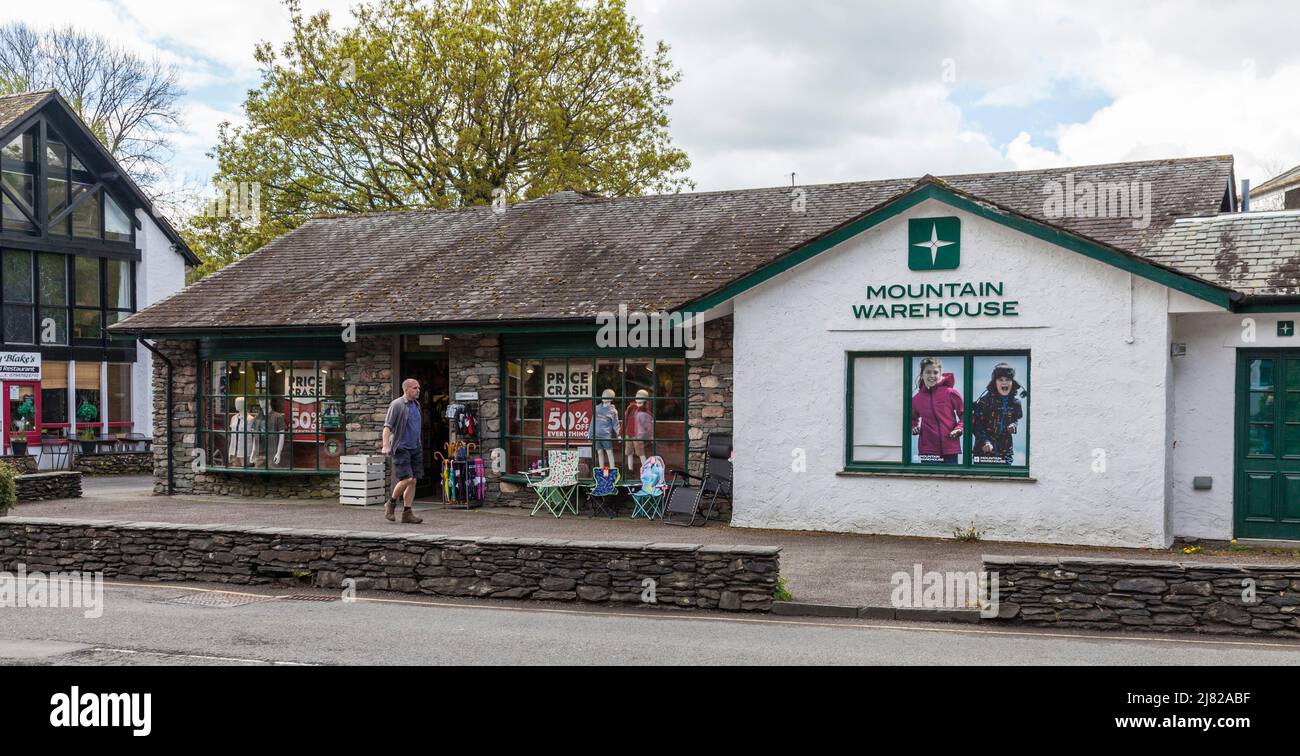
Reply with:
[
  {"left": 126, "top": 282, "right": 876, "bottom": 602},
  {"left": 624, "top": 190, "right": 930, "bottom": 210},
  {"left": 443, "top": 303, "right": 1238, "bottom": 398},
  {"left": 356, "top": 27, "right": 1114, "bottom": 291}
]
[{"left": 681, "top": 182, "right": 1235, "bottom": 313}]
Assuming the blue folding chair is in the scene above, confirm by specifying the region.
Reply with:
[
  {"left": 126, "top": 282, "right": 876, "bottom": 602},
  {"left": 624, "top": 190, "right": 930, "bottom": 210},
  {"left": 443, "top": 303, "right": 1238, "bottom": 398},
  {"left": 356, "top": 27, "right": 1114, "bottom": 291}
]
[
  {"left": 630, "top": 456, "right": 669, "bottom": 519},
  {"left": 587, "top": 466, "right": 621, "bottom": 518}
]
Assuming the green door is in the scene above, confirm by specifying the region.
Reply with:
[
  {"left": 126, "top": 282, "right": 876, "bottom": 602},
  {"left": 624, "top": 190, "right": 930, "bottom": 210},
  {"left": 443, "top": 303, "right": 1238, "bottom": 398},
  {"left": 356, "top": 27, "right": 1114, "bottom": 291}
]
[{"left": 1236, "top": 352, "right": 1300, "bottom": 540}]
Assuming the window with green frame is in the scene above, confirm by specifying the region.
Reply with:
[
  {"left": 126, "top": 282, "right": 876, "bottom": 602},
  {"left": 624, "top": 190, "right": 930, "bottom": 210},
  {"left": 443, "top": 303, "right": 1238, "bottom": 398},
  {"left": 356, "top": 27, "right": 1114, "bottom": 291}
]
[
  {"left": 199, "top": 359, "right": 345, "bottom": 473},
  {"left": 503, "top": 356, "right": 688, "bottom": 478},
  {"left": 846, "top": 351, "right": 1030, "bottom": 474}
]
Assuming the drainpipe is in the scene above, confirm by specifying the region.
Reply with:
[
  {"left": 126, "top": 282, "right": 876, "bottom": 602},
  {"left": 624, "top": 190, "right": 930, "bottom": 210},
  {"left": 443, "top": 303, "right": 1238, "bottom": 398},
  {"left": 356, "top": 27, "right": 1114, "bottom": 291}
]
[{"left": 137, "top": 337, "right": 174, "bottom": 495}]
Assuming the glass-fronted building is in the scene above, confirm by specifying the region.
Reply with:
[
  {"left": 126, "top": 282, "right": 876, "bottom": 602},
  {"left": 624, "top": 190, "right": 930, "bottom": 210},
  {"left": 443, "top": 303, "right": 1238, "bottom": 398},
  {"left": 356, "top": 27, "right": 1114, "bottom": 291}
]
[{"left": 0, "top": 90, "right": 196, "bottom": 462}]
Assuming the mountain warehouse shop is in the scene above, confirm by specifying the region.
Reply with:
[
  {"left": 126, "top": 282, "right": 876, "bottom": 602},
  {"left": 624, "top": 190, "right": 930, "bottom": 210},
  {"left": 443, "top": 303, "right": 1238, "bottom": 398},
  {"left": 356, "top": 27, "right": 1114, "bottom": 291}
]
[{"left": 112, "top": 155, "right": 1300, "bottom": 548}]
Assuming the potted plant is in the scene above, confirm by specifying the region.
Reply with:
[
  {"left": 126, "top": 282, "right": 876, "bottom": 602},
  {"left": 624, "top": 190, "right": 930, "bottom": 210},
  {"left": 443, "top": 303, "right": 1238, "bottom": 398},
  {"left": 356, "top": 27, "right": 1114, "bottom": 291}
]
[
  {"left": 76, "top": 399, "right": 99, "bottom": 455},
  {"left": 10, "top": 396, "right": 33, "bottom": 457}
]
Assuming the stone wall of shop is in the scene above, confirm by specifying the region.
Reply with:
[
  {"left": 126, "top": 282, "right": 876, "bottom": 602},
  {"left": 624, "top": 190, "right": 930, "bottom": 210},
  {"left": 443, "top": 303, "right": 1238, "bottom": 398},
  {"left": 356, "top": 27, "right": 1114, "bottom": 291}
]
[
  {"left": 448, "top": 333, "right": 502, "bottom": 504},
  {"left": 0, "top": 517, "right": 781, "bottom": 612},
  {"left": 686, "top": 314, "right": 734, "bottom": 519},
  {"left": 344, "top": 335, "right": 396, "bottom": 457},
  {"left": 149, "top": 339, "right": 339, "bottom": 499},
  {"left": 15, "top": 471, "right": 82, "bottom": 501},
  {"left": 75, "top": 451, "right": 153, "bottom": 476},
  {"left": 985, "top": 555, "right": 1300, "bottom": 638}
]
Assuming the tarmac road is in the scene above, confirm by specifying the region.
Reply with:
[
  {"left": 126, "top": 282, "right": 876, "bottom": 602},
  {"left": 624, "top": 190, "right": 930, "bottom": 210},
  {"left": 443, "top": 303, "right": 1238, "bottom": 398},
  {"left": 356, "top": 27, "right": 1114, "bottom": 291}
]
[{"left": 2, "top": 582, "right": 1299, "bottom": 666}]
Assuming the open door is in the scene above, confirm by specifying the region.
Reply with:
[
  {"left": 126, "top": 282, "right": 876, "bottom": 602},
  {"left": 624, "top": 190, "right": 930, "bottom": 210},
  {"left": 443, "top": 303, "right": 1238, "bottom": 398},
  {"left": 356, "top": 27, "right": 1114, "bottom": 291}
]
[{"left": 3, "top": 381, "right": 40, "bottom": 456}]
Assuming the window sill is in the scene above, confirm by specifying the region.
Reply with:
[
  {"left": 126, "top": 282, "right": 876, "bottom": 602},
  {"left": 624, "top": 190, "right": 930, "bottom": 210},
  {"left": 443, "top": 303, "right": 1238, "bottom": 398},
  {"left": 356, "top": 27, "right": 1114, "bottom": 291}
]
[{"left": 838, "top": 467, "right": 1035, "bottom": 482}]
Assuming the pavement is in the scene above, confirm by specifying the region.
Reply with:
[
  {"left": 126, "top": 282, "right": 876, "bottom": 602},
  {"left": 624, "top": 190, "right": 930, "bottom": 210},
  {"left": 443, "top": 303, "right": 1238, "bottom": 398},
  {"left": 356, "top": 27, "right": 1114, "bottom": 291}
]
[
  {"left": 7, "top": 475, "right": 1300, "bottom": 608},
  {"left": 4, "top": 582, "right": 1299, "bottom": 665}
]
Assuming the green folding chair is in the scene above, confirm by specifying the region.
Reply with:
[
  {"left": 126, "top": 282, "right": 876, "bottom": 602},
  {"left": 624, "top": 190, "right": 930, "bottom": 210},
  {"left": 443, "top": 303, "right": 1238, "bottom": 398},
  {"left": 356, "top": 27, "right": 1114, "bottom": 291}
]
[{"left": 524, "top": 449, "right": 580, "bottom": 517}]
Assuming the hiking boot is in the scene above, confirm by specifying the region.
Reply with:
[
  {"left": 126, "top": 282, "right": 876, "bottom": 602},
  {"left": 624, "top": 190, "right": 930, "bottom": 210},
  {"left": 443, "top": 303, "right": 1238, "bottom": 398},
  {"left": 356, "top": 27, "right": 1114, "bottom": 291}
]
[
  {"left": 401, "top": 509, "right": 423, "bottom": 524},
  {"left": 384, "top": 499, "right": 397, "bottom": 522}
]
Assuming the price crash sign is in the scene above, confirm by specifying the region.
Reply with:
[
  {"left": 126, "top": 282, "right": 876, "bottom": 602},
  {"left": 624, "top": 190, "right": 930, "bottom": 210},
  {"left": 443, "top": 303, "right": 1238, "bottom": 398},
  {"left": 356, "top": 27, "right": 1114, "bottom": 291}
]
[{"left": 543, "top": 364, "right": 592, "bottom": 441}]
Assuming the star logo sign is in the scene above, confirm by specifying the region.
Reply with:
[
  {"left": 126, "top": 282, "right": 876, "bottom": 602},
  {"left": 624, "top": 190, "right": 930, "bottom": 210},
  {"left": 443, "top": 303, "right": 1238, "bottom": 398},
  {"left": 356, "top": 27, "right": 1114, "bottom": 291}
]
[{"left": 907, "top": 216, "right": 961, "bottom": 270}]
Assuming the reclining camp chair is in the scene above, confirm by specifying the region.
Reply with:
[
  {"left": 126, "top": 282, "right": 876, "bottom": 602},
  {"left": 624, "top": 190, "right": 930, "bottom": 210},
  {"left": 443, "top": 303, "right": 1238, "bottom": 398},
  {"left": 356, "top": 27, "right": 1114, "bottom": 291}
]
[
  {"left": 587, "top": 466, "right": 621, "bottom": 518},
  {"left": 663, "top": 433, "right": 732, "bottom": 527},
  {"left": 523, "top": 449, "right": 580, "bottom": 517},
  {"left": 629, "top": 456, "right": 668, "bottom": 519}
]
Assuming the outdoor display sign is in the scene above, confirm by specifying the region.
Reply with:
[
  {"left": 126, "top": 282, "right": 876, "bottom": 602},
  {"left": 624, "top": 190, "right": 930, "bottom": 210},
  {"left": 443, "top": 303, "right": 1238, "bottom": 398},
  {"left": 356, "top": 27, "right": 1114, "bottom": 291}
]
[
  {"left": 0, "top": 351, "right": 41, "bottom": 381},
  {"left": 543, "top": 363, "right": 593, "bottom": 441}
]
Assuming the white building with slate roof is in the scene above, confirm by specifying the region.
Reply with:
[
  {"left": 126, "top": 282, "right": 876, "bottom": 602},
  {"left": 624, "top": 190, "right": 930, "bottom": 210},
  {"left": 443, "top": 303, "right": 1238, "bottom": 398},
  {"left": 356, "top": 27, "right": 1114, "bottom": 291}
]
[{"left": 114, "top": 151, "right": 1300, "bottom": 547}]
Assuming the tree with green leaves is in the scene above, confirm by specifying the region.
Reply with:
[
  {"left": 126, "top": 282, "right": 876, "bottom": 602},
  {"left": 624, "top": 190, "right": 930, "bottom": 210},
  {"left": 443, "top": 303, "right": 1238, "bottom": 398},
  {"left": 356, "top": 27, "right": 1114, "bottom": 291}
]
[{"left": 187, "top": 0, "right": 692, "bottom": 277}]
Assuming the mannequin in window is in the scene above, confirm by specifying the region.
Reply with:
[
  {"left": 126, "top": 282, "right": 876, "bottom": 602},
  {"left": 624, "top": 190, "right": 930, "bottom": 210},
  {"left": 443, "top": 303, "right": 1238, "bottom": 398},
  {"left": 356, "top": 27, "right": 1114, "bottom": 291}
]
[
  {"left": 625, "top": 389, "right": 654, "bottom": 473},
  {"left": 247, "top": 401, "right": 266, "bottom": 466},
  {"left": 265, "top": 400, "right": 289, "bottom": 468},
  {"left": 228, "top": 397, "right": 249, "bottom": 466},
  {"left": 592, "top": 388, "right": 620, "bottom": 469}
]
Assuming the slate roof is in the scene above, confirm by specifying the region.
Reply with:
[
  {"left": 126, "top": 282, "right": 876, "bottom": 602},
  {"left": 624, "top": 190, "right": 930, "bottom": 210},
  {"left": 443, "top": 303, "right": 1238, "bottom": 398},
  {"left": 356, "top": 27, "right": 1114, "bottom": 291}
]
[
  {"left": 1145, "top": 211, "right": 1300, "bottom": 297},
  {"left": 112, "top": 155, "right": 1237, "bottom": 334},
  {"left": 0, "top": 89, "right": 53, "bottom": 134}
]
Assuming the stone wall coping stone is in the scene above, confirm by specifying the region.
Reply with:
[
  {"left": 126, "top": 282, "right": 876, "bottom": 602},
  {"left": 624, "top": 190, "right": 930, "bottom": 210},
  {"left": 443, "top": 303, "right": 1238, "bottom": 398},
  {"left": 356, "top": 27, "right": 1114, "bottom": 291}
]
[
  {"left": 0, "top": 517, "right": 777, "bottom": 559},
  {"left": 985, "top": 554, "right": 1300, "bottom": 573},
  {"left": 401, "top": 534, "right": 449, "bottom": 544},
  {"left": 645, "top": 542, "right": 702, "bottom": 552},
  {"left": 16, "top": 471, "right": 80, "bottom": 480},
  {"left": 705, "top": 544, "right": 782, "bottom": 556}
]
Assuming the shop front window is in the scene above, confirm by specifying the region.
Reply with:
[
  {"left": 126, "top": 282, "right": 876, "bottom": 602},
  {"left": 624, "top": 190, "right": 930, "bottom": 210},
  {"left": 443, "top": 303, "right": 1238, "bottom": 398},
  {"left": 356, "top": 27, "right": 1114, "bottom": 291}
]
[
  {"left": 41, "top": 360, "right": 68, "bottom": 431},
  {"left": 107, "top": 362, "right": 131, "bottom": 427},
  {"left": 199, "top": 358, "right": 345, "bottom": 473},
  {"left": 847, "top": 351, "right": 1030, "bottom": 474},
  {"left": 504, "top": 356, "right": 688, "bottom": 479}
]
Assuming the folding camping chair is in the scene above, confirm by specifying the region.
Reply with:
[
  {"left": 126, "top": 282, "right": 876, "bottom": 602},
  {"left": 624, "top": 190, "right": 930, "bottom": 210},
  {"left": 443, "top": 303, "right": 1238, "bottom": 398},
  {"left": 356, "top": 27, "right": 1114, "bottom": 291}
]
[
  {"left": 629, "top": 456, "right": 669, "bottom": 519},
  {"left": 523, "top": 449, "right": 579, "bottom": 517},
  {"left": 663, "top": 433, "right": 732, "bottom": 527},
  {"left": 586, "top": 466, "right": 621, "bottom": 518}
]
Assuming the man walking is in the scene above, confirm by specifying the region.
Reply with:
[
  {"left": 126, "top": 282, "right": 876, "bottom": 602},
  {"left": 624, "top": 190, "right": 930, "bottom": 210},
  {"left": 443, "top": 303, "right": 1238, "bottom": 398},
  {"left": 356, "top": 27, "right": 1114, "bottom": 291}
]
[{"left": 382, "top": 378, "right": 424, "bottom": 524}]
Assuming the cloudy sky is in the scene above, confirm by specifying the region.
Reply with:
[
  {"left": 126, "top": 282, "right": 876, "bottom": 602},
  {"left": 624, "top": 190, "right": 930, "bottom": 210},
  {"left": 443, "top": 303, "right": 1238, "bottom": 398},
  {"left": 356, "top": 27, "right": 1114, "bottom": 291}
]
[{"left": 5, "top": 0, "right": 1299, "bottom": 197}]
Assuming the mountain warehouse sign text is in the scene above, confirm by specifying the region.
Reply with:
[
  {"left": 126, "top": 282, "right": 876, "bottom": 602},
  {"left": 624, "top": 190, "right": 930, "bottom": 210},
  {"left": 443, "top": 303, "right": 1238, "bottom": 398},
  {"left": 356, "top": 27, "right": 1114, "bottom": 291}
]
[{"left": 851, "top": 281, "right": 1020, "bottom": 320}]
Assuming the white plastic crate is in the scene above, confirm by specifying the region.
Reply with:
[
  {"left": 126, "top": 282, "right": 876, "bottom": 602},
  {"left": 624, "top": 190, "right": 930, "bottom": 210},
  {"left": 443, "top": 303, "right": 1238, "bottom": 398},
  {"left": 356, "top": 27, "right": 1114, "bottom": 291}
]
[{"left": 339, "top": 454, "right": 388, "bottom": 506}]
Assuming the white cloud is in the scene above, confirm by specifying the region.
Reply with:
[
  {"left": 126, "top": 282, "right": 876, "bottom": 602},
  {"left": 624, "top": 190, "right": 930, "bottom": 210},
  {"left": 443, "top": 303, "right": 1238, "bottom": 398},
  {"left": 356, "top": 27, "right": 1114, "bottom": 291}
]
[{"left": 5, "top": 0, "right": 1300, "bottom": 194}]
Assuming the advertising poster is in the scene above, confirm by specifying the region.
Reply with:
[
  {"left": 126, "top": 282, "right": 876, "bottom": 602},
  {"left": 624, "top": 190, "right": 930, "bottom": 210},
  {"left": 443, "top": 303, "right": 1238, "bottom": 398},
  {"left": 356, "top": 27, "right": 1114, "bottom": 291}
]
[
  {"left": 969, "top": 355, "right": 1029, "bottom": 466},
  {"left": 908, "top": 355, "right": 1029, "bottom": 466},
  {"left": 286, "top": 368, "right": 323, "bottom": 441},
  {"left": 543, "top": 362, "right": 593, "bottom": 441},
  {"left": 909, "top": 356, "right": 966, "bottom": 465}
]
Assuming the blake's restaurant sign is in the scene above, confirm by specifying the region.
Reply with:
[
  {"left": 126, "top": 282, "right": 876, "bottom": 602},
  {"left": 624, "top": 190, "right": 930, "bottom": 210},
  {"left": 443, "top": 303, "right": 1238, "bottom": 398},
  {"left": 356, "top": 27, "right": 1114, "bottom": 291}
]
[
  {"left": 852, "top": 281, "right": 1020, "bottom": 320},
  {"left": 0, "top": 351, "right": 41, "bottom": 381}
]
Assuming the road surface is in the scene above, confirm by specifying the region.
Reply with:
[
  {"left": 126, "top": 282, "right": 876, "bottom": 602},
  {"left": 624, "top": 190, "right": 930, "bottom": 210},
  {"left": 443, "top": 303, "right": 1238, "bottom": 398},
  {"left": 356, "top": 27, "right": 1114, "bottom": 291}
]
[{"left": 3, "top": 582, "right": 1299, "bottom": 665}]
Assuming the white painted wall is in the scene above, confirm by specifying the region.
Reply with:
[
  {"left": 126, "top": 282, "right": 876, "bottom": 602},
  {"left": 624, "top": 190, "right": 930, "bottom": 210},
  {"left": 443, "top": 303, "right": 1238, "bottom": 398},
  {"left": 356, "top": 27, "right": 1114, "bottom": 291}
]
[
  {"left": 131, "top": 210, "right": 189, "bottom": 435},
  {"left": 1167, "top": 311, "right": 1300, "bottom": 539},
  {"left": 731, "top": 198, "right": 1175, "bottom": 548}
]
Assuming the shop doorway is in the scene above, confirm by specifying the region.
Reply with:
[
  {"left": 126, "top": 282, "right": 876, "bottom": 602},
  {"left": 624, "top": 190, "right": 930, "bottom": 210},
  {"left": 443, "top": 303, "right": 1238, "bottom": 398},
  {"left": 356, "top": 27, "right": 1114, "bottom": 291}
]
[
  {"left": 2, "top": 380, "right": 40, "bottom": 456},
  {"left": 1236, "top": 352, "right": 1300, "bottom": 540},
  {"left": 398, "top": 353, "right": 450, "bottom": 498}
]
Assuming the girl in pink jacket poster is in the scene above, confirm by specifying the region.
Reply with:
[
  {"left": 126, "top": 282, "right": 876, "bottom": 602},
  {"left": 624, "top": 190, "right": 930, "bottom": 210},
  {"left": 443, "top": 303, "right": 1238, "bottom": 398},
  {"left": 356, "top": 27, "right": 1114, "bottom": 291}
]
[{"left": 911, "top": 356, "right": 964, "bottom": 464}]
